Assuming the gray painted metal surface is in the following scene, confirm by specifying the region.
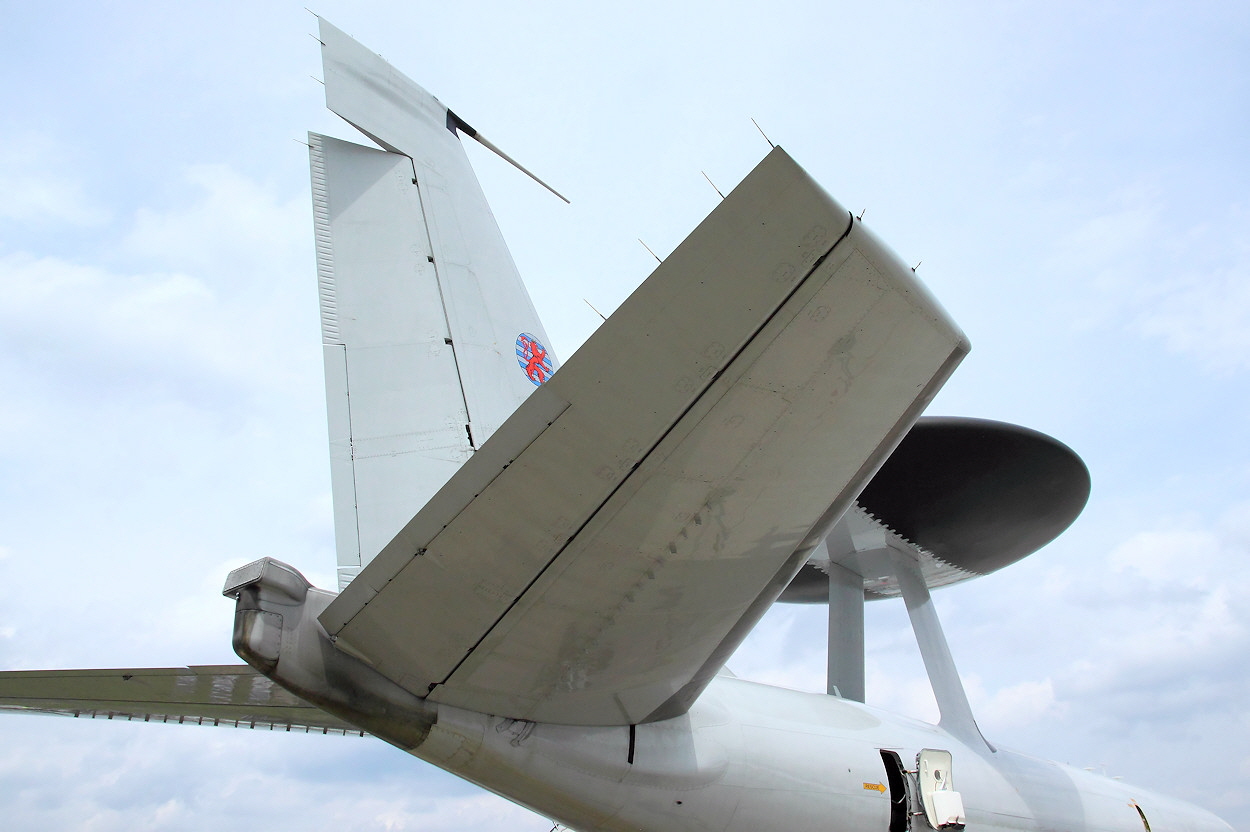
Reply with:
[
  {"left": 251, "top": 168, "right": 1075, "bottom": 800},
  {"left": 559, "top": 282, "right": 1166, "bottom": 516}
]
[
  {"left": 318, "top": 147, "right": 969, "bottom": 725},
  {"left": 892, "top": 547, "right": 989, "bottom": 751},
  {"left": 0, "top": 665, "right": 362, "bottom": 734},
  {"left": 825, "top": 555, "right": 866, "bottom": 702},
  {"left": 311, "top": 134, "right": 474, "bottom": 588},
  {"left": 313, "top": 19, "right": 557, "bottom": 589}
]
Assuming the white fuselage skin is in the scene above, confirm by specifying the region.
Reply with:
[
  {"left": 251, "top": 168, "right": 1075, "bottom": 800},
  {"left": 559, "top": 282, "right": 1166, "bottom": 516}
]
[{"left": 411, "top": 675, "right": 1229, "bottom": 832}]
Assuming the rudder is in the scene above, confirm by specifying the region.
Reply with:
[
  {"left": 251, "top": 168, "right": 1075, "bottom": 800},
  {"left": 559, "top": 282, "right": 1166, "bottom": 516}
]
[{"left": 310, "top": 20, "right": 559, "bottom": 588}]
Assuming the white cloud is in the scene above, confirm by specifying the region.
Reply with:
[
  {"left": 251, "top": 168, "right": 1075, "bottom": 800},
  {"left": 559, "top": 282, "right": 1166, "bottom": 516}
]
[
  {"left": 727, "top": 605, "right": 827, "bottom": 693},
  {"left": 0, "top": 160, "right": 319, "bottom": 411},
  {"left": 0, "top": 252, "right": 214, "bottom": 362},
  {"left": 1055, "top": 191, "right": 1250, "bottom": 374},
  {"left": 865, "top": 666, "right": 939, "bottom": 724},
  {"left": 973, "top": 677, "right": 1063, "bottom": 734},
  {"left": 0, "top": 134, "right": 109, "bottom": 227},
  {"left": 1062, "top": 187, "right": 1165, "bottom": 298},
  {"left": 1108, "top": 527, "right": 1219, "bottom": 587},
  {"left": 122, "top": 164, "right": 307, "bottom": 279},
  {"left": 1033, "top": 509, "right": 1250, "bottom": 712},
  {"left": 1133, "top": 207, "right": 1250, "bottom": 374}
]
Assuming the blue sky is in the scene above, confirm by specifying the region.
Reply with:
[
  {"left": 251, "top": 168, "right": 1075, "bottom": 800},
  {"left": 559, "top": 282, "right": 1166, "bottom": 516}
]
[{"left": 1, "top": 1, "right": 1247, "bottom": 829}]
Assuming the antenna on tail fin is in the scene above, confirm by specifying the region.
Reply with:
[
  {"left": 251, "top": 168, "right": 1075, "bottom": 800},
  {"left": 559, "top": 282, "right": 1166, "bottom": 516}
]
[{"left": 446, "top": 110, "right": 570, "bottom": 203}]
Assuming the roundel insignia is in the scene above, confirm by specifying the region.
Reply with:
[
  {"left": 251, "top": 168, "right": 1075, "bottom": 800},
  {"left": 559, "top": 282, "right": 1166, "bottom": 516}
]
[{"left": 516, "top": 333, "right": 553, "bottom": 386}]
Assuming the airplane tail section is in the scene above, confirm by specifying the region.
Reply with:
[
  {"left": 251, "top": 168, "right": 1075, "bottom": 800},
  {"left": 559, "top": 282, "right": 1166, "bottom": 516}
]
[{"left": 311, "top": 19, "right": 559, "bottom": 588}]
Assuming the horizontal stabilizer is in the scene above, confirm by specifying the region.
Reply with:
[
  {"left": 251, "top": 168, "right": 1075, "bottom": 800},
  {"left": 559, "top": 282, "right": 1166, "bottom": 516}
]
[
  {"left": 318, "top": 147, "right": 968, "bottom": 726},
  {"left": 0, "top": 665, "right": 362, "bottom": 735}
]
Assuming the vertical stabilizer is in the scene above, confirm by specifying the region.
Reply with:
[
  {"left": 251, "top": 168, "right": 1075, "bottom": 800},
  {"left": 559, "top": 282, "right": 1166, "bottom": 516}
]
[{"left": 310, "top": 21, "right": 558, "bottom": 588}]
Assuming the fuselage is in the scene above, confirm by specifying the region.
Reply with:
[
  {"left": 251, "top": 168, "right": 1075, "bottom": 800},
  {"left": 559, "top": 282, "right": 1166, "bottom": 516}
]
[{"left": 412, "top": 675, "right": 1230, "bottom": 832}]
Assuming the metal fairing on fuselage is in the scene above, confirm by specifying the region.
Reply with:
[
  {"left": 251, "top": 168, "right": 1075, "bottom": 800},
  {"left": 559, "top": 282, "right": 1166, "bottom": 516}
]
[{"left": 408, "top": 677, "right": 1226, "bottom": 832}]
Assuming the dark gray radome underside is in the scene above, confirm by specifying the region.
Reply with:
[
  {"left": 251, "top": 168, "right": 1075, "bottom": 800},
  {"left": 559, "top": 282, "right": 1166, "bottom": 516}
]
[{"left": 780, "top": 416, "right": 1090, "bottom": 602}]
